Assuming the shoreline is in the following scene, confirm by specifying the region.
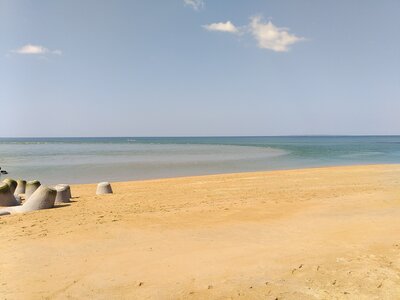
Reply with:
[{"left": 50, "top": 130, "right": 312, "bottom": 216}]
[
  {"left": 1, "top": 164, "right": 400, "bottom": 298},
  {"left": 68, "top": 162, "right": 400, "bottom": 186}
]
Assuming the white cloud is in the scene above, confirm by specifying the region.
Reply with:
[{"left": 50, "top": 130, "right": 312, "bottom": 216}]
[
  {"left": 249, "top": 16, "right": 304, "bottom": 52},
  {"left": 203, "top": 16, "right": 304, "bottom": 53},
  {"left": 12, "top": 44, "right": 62, "bottom": 55},
  {"left": 184, "top": 0, "right": 204, "bottom": 11},
  {"left": 203, "top": 21, "right": 239, "bottom": 34}
]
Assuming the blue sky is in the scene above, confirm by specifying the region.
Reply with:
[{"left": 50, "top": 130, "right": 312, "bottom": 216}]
[{"left": 1, "top": 0, "right": 399, "bottom": 137}]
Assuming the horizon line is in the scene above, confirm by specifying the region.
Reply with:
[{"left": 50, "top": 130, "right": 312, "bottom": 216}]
[{"left": 1, "top": 134, "right": 400, "bottom": 139}]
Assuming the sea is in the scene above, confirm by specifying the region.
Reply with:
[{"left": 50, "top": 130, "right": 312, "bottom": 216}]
[{"left": 0, "top": 136, "right": 399, "bottom": 185}]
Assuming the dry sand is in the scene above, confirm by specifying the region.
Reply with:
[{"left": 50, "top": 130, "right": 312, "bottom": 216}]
[{"left": 1, "top": 164, "right": 400, "bottom": 299}]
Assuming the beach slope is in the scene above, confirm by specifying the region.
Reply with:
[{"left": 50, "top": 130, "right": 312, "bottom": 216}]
[{"left": 1, "top": 165, "right": 400, "bottom": 299}]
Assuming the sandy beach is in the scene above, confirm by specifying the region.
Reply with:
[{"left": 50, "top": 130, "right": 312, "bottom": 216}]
[{"left": 1, "top": 164, "right": 400, "bottom": 299}]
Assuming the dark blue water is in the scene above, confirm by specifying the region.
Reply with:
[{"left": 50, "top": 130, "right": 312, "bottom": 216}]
[{"left": 0, "top": 136, "right": 399, "bottom": 184}]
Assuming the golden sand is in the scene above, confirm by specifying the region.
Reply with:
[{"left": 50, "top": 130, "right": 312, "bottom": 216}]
[{"left": 1, "top": 165, "right": 400, "bottom": 299}]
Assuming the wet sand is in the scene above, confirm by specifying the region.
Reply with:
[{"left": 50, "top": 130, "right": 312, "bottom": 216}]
[{"left": 1, "top": 164, "right": 400, "bottom": 299}]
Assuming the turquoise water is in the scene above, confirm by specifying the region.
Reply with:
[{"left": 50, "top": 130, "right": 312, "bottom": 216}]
[{"left": 0, "top": 136, "right": 400, "bottom": 184}]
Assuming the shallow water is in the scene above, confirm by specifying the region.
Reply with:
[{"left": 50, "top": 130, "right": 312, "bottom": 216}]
[{"left": 0, "top": 136, "right": 399, "bottom": 184}]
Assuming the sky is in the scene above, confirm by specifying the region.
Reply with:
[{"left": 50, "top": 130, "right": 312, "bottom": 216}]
[{"left": 1, "top": 0, "right": 399, "bottom": 137}]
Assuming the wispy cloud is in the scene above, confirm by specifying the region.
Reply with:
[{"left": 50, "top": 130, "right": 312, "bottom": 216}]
[
  {"left": 184, "top": 0, "right": 204, "bottom": 11},
  {"left": 203, "top": 16, "right": 304, "bottom": 52},
  {"left": 249, "top": 16, "right": 304, "bottom": 52},
  {"left": 203, "top": 21, "right": 239, "bottom": 34},
  {"left": 11, "top": 44, "right": 62, "bottom": 55}
]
